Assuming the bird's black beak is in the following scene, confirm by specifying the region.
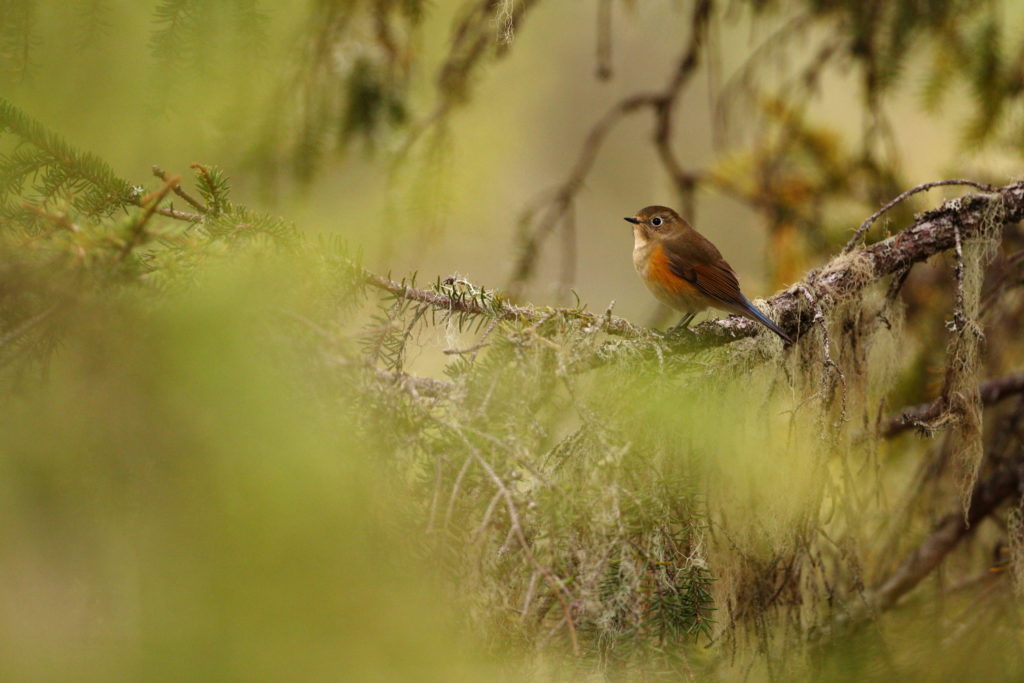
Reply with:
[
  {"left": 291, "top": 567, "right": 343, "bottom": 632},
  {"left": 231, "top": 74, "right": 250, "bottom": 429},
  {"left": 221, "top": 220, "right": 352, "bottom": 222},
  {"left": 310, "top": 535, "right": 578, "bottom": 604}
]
[{"left": 624, "top": 217, "right": 639, "bottom": 224}]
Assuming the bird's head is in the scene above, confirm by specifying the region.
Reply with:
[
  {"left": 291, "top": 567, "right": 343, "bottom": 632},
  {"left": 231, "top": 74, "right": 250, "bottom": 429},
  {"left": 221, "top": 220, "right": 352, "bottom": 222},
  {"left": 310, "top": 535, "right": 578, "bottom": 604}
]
[{"left": 624, "top": 205, "right": 689, "bottom": 244}]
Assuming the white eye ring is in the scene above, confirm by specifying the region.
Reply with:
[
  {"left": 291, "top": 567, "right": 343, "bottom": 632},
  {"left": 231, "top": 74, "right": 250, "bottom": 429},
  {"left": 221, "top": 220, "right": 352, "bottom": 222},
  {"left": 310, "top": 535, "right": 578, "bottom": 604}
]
[{"left": 651, "top": 217, "right": 663, "bottom": 227}]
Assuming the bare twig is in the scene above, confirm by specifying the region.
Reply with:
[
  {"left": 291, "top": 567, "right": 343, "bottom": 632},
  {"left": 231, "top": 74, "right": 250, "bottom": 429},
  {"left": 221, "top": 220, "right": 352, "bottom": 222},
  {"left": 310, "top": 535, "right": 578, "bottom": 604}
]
[
  {"left": 152, "top": 164, "right": 207, "bottom": 214},
  {"left": 443, "top": 341, "right": 492, "bottom": 355},
  {"left": 444, "top": 454, "right": 475, "bottom": 529},
  {"left": 506, "top": 92, "right": 658, "bottom": 295},
  {"left": 119, "top": 175, "right": 180, "bottom": 261},
  {"left": 559, "top": 201, "right": 577, "bottom": 301},
  {"left": 651, "top": 0, "right": 712, "bottom": 215},
  {"left": 596, "top": 0, "right": 613, "bottom": 81},
  {"left": 395, "top": 0, "right": 541, "bottom": 160},
  {"left": 981, "top": 248, "right": 1024, "bottom": 313},
  {"left": 153, "top": 206, "right": 203, "bottom": 223}
]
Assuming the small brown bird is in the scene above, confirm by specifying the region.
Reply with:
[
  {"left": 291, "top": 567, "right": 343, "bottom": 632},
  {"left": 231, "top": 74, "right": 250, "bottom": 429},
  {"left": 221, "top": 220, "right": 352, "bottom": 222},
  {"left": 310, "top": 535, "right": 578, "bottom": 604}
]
[{"left": 625, "top": 206, "right": 791, "bottom": 343}]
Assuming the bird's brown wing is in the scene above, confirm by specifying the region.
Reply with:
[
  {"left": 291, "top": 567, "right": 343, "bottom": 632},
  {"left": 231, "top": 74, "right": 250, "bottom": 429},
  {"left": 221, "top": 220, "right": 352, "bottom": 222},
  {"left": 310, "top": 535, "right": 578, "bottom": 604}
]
[
  {"left": 662, "top": 232, "right": 745, "bottom": 310},
  {"left": 662, "top": 228, "right": 792, "bottom": 343}
]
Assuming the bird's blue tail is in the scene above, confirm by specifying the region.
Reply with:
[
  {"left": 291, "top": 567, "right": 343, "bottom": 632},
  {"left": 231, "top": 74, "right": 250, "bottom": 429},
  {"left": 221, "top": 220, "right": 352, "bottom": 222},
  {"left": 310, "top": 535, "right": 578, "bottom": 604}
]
[{"left": 739, "top": 295, "right": 791, "bottom": 344}]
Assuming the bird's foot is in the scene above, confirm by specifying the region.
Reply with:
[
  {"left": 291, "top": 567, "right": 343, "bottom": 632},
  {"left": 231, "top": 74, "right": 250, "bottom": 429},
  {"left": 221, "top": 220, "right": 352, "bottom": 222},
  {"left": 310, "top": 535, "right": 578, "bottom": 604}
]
[
  {"left": 666, "top": 323, "right": 696, "bottom": 339},
  {"left": 666, "top": 312, "right": 697, "bottom": 336}
]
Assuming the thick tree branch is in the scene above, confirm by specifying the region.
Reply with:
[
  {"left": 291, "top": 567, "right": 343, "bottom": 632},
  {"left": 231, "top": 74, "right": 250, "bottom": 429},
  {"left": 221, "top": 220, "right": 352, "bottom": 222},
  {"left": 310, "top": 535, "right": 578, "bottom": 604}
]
[{"left": 841, "top": 179, "right": 994, "bottom": 254}]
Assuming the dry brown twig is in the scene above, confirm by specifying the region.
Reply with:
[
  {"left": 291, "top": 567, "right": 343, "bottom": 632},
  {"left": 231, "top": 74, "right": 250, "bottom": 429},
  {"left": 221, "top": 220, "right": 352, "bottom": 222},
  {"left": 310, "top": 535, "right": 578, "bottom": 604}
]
[
  {"left": 596, "top": 0, "right": 613, "bottom": 81},
  {"left": 152, "top": 164, "right": 207, "bottom": 214},
  {"left": 119, "top": 174, "right": 181, "bottom": 261}
]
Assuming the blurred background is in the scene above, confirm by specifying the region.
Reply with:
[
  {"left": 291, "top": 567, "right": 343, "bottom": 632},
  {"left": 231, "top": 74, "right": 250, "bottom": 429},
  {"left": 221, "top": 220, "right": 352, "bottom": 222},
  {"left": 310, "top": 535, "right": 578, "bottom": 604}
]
[{"left": 3, "top": 1, "right": 1024, "bottom": 680}]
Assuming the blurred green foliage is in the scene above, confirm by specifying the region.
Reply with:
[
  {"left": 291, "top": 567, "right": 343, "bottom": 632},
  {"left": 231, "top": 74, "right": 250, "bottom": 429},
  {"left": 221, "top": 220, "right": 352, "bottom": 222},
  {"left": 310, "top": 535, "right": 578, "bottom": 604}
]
[{"left": 0, "top": 256, "right": 491, "bottom": 680}]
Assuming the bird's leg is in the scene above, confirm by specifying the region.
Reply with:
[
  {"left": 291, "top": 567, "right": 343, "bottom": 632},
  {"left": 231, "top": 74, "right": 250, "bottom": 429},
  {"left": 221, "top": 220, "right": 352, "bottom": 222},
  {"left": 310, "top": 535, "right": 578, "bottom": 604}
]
[{"left": 668, "top": 311, "right": 697, "bottom": 334}]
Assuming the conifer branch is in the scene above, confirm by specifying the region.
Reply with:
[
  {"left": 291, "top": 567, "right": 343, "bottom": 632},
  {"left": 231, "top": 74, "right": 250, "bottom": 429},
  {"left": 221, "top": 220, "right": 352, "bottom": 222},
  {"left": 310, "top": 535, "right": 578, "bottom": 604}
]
[
  {"left": 440, "top": 420, "right": 582, "bottom": 657},
  {"left": 0, "top": 97, "right": 136, "bottom": 214},
  {"left": 362, "top": 271, "right": 653, "bottom": 339}
]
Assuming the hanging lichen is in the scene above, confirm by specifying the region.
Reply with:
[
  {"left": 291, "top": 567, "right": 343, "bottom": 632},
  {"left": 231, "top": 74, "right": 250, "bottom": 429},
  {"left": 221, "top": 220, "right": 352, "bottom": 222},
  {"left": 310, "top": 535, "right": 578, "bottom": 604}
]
[{"left": 941, "top": 193, "right": 1004, "bottom": 518}]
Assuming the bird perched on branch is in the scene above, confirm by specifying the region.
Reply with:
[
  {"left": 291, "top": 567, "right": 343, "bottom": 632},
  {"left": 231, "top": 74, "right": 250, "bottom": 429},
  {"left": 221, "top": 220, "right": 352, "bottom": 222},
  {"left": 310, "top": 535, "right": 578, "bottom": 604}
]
[{"left": 625, "top": 206, "right": 792, "bottom": 343}]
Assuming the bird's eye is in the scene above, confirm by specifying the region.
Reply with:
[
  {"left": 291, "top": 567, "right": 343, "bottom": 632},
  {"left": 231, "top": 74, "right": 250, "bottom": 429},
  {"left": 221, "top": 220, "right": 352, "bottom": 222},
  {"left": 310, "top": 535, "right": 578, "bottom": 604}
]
[{"left": 651, "top": 217, "right": 663, "bottom": 227}]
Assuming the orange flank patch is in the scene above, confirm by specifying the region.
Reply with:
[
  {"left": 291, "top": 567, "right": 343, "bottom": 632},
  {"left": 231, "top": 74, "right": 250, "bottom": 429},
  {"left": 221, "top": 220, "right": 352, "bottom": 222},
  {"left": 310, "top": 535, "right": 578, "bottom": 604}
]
[
  {"left": 647, "top": 244, "right": 692, "bottom": 295},
  {"left": 644, "top": 244, "right": 708, "bottom": 313}
]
